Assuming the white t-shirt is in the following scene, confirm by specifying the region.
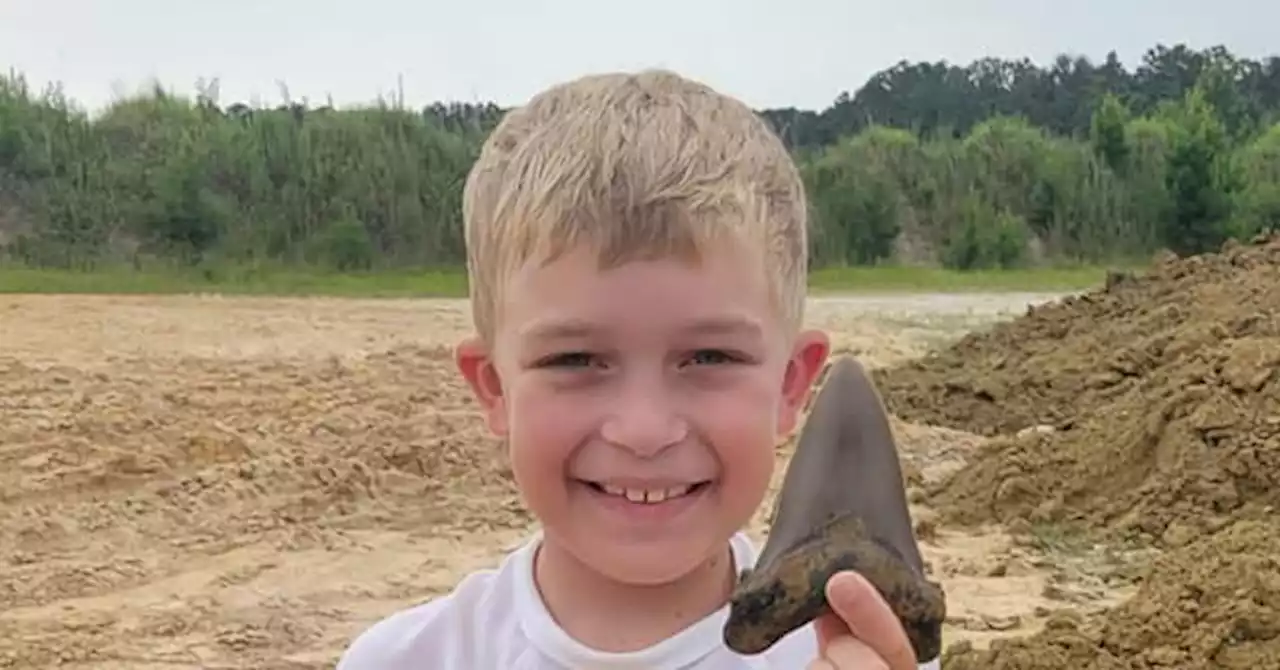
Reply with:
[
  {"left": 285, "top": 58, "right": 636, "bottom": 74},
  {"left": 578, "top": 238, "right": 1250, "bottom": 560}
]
[{"left": 337, "top": 531, "right": 942, "bottom": 669}]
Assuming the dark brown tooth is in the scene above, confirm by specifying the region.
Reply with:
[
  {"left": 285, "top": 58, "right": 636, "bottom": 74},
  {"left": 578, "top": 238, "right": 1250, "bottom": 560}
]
[{"left": 722, "top": 355, "right": 946, "bottom": 662}]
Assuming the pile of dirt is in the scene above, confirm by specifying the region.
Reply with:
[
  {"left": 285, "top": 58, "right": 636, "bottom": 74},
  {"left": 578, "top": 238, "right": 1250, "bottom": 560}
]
[
  {"left": 875, "top": 234, "right": 1280, "bottom": 437},
  {"left": 941, "top": 519, "right": 1280, "bottom": 669},
  {"left": 873, "top": 233, "right": 1280, "bottom": 543}
]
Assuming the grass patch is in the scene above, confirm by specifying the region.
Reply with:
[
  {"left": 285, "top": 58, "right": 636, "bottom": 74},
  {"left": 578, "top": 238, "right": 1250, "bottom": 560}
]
[
  {"left": 0, "top": 264, "right": 468, "bottom": 298},
  {"left": 0, "top": 261, "right": 1142, "bottom": 298}
]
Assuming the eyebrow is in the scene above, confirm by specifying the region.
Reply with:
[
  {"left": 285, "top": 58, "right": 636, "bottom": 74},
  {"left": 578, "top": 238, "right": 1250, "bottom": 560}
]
[
  {"left": 519, "top": 314, "right": 764, "bottom": 342},
  {"left": 519, "top": 319, "right": 598, "bottom": 342},
  {"left": 683, "top": 315, "right": 764, "bottom": 338}
]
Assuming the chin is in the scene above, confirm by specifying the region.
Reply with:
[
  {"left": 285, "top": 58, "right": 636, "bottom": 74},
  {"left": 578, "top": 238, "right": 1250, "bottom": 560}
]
[{"left": 570, "top": 533, "right": 728, "bottom": 586}]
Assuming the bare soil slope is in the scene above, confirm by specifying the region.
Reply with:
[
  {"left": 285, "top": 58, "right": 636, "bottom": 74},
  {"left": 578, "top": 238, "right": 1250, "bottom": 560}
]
[{"left": 874, "top": 234, "right": 1280, "bottom": 668}]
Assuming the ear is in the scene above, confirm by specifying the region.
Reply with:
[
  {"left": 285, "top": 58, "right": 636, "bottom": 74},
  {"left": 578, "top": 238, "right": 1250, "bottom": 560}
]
[
  {"left": 455, "top": 336, "right": 509, "bottom": 436},
  {"left": 777, "top": 329, "right": 830, "bottom": 436}
]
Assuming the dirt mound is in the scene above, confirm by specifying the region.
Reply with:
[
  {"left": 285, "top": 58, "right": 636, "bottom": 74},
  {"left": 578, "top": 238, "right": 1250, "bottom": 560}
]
[
  {"left": 941, "top": 520, "right": 1280, "bottom": 669},
  {"left": 873, "top": 234, "right": 1280, "bottom": 543},
  {"left": 875, "top": 234, "right": 1280, "bottom": 437}
]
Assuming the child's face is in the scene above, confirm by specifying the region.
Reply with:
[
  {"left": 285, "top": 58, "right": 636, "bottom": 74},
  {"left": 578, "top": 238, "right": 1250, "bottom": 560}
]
[{"left": 457, "top": 242, "right": 829, "bottom": 586}]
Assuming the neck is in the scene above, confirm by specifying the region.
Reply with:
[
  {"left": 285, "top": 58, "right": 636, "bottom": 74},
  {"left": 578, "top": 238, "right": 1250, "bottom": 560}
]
[{"left": 532, "top": 534, "right": 737, "bottom": 653}]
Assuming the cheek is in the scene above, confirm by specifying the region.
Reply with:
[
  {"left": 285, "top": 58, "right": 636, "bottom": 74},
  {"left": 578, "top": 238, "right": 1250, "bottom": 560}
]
[
  {"left": 694, "top": 375, "right": 781, "bottom": 474},
  {"left": 504, "top": 380, "right": 593, "bottom": 481}
]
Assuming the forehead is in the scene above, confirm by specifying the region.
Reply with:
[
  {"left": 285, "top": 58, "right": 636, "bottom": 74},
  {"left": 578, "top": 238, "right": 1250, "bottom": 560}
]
[{"left": 495, "top": 243, "right": 783, "bottom": 342}]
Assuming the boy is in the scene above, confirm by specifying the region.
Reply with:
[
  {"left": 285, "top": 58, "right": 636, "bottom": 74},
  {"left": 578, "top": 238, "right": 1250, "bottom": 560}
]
[{"left": 337, "top": 69, "right": 942, "bottom": 670}]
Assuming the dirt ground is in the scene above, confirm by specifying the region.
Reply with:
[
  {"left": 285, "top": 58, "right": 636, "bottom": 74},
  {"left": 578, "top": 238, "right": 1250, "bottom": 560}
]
[
  {"left": 0, "top": 289, "right": 1130, "bottom": 669},
  {"left": 879, "top": 234, "right": 1280, "bottom": 669}
]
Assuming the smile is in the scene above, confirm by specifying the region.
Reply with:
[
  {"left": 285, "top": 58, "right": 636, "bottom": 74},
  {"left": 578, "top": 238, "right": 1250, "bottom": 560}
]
[{"left": 584, "top": 481, "right": 712, "bottom": 504}]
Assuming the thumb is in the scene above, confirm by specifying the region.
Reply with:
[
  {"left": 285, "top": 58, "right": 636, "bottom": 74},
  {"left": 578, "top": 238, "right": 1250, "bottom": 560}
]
[
  {"left": 812, "top": 572, "right": 870, "bottom": 651},
  {"left": 819, "top": 571, "right": 918, "bottom": 669}
]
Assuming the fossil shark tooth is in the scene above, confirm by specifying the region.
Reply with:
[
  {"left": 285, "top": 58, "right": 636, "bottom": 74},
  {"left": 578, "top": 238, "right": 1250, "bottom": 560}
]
[{"left": 723, "top": 355, "right": 946, "bottom": 662}]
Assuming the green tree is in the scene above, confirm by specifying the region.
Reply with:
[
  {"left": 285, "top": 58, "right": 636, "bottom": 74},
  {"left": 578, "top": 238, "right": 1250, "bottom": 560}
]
[
  {"left": 2, "top": 41, "right": 1280, "bottom": 274},
  {"left": 1160, "top": 86, "right": 1236, "bottom": 255},
  {"left": 1231, "top": 123, "right": 1280, "bottom": 236},
  {"left": 1090, "top": 93, "right": 1131, "bottom": 175}
]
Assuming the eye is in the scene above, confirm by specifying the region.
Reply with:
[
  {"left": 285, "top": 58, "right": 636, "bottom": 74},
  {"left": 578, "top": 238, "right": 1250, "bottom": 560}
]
[
  {"left": 685, "top": 349, "right": 739, "bottom": 366},
  {"left": 538, "top": 351, "right": 598, "bottom": 368}
]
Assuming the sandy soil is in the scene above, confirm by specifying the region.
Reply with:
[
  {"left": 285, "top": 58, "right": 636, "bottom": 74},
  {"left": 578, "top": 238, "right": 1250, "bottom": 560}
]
[
  {"left": 0, "top": 291, "right": 1129, "bottom": 669},
  {"left": 889, "top": 236, "right": 1280, "bottom": 669}
]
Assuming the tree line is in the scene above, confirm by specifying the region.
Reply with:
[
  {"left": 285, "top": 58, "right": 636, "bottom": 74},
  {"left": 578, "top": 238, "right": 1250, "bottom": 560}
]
[{"left": 0, "top": 42, "right": 1277, "bottom": 273}]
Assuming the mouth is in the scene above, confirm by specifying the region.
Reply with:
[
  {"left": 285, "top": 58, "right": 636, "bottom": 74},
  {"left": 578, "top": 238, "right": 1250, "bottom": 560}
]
[{"left": 580, "top": 480, "right": 714, "bottom": 505}]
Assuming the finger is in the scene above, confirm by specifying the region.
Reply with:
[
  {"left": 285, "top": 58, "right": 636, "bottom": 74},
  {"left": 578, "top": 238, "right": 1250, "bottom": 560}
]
[
  {"left": 825, "top": 571, "right": 918, "bottom": 670},
  {"left": 824, "top": 635, "right": 890, "bottom": 670}
]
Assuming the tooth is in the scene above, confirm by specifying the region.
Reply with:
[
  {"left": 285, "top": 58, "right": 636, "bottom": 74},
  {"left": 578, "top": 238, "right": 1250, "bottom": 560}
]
[{"left": 598, "top": 485, "right": 696, "bottom": 504}]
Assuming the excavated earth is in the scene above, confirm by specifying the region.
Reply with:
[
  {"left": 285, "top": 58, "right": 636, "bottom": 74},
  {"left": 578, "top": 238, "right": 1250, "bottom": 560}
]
[
  {"left": 7, "top": 224, "right": 1278, "bottom": 669},
  {"left": 874, "top": 233, "right": 1280, "bottom": 668},
  {"left": 941, "top": 519, "right": 1280, "bottom": 670},
  {"left": 2, "top": 292, "right": 1081, "bottom": 669}
]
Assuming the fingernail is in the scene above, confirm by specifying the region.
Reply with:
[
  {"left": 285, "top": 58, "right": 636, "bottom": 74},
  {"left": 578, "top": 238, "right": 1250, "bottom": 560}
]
[{"left": 826, "top": 571, "right": 858, "bottom": 601}]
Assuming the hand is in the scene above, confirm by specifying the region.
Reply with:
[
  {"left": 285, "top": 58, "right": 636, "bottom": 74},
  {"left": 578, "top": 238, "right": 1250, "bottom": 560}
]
[{"left": 806, "top": 571, "right": 918, "bottom": 670}]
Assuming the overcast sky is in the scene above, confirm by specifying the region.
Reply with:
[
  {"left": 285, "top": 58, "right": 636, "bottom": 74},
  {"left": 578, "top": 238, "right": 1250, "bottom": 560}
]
[{"left": 1, "top": 0, "right": 1275, "bottom": 114}]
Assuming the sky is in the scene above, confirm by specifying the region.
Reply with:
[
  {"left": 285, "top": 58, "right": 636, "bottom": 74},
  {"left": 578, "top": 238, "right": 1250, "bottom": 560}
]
[{"left": 1, "top": 0, "right": 1275, "bottom": 114}]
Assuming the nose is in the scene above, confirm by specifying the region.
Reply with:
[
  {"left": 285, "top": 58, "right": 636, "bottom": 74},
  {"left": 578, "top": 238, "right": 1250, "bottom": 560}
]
[{"left": 599, "top": 374, "right": 689, "bottom": 458}]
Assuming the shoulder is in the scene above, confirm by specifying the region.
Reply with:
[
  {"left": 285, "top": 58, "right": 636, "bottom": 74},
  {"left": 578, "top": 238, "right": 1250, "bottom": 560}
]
[
  {"left": 336, "top": 549, "right": 526, "bottom": 669},
  {"left": 335, "top": 596, "right": 451, "bottom": 669}
]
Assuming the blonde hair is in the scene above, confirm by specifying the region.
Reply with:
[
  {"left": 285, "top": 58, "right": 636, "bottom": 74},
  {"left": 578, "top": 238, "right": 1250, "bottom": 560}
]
[{"left": 461, "top": 69, "right": 808, "bottom": 342}]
